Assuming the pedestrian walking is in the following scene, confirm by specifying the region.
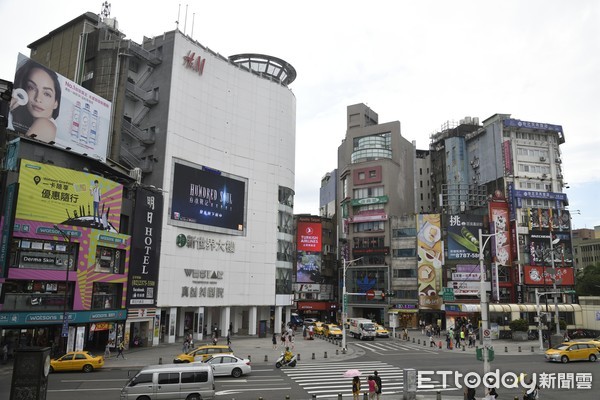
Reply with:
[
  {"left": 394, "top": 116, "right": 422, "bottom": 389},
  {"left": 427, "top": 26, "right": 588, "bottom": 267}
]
[
  {"left": 272, "top": 332, "right": 278, "bottom": 350},
  {"left": 373, "top": 370, "right": 382, "bottom": 399},
  {"left": 352, "top": 376, "right": 361, "bottom": 400},
  {"left": 104, "top": 343, "right": 111, "bottom": 359},
  {"left": 367, "top": 375, "right": 377, "bottom": 399},
  {"left": 182, "top": 339, "right": 189, "bottom": 353},
  {"left": 465, "top": 386, "right": 476, "bottom": 400},
  {"left": 280, "top": 331, "right": 287, "bottom": 348},
  {"left": 1, "top": 343, "right": 8, "bottom": 364},
  {"left": 430, "top": 334, "right": 436, "bottom": 347},
  {"left": 116, "top": 341, "right": 126, "bottom": 359},
  {"left": 226, "top": 333, "right": 231, "bottom": 346}
]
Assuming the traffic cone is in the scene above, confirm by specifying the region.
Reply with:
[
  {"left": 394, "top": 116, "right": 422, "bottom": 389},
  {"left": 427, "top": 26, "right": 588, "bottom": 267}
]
[{"left": 438, "top": 341, "right": 442, "bottom": 349}]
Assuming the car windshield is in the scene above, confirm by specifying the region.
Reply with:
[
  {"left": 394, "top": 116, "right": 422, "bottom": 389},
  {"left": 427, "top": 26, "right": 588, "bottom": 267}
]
[
  {"left": 363, "top": 324, "right": 376, "bottom": 331},
  {"left": 553, "top": 344, "right": 569, "bottom": 350}
]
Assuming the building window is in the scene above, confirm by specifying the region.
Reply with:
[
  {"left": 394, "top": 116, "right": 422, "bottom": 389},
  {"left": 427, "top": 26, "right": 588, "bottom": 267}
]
[
  {"left": 353, "top": 186, "right": 384, "bottom": 199},
  {"left": 92, "top": 282, "right": 120, "bottom": 309},
  {"left": 358, "top": 172, "right": 365, "bottom": 180},
  {"left": 353, "top": 221, "right": 385, "bottom": 232},
  {"left": 369, "top": 170, "right": 377, "bottom": 178},
  {"left": 392, "top": 228, "right": 416, "bottom": 237},
  {"left": 393, "top": 268, "right": 416, "bottom": 278},
  {"left": 95, "top": 246, "right": 125, "bottom": 274},
  {"left": 392, "top": 248, "right": 416, "bottom": 258},
  {"left": 10, "top": 239, "right": 77, "bottom": 271}
]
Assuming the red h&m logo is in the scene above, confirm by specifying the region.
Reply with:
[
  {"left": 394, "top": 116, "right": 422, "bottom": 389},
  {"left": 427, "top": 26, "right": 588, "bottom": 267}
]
[{"left": 183, "top": 51, "right": 205, "bottom": 75}]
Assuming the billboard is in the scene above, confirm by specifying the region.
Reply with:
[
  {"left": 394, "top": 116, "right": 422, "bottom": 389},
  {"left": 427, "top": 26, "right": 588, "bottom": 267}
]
[
  {"left": 489, "top": 201, "right": 511, "bottom": 266},
  {"left": 296, "top": 251, "right": 322, "bottom": 283},
  {"left": 127, "top": 187, "right": 163, "bottom": 307},
  {"left": 16, "top": 159, "right": 123, "bottom": 232},
  {"left": 417, "top": 214, "right": 443, "bottom": 309},
  {"left": 446, "top": 214, "right": 484, "bottom": 260},
  {"left": 169, "top": 159, "right": 247, "bottom": 236},
  {"left": 297, "top": 218, "right": 322, "bottom": 252},
  {"left": 528, "top": 233, "right": 573, "bottom": 267},
  {"left": 523, "top": 265, "right": 575, "bottom": 286},
  {"left": 8, "top": 54, "right": 112, "bottom": 161},
  {"left": 528, "top": 208, "right": 571, "bottom": 232}
]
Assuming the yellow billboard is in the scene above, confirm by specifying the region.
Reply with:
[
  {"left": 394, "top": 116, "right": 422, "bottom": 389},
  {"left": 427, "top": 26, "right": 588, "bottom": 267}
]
[
  {"left": 417, "top": 214, "right": 443, "bottom": 310},
  {"left": 16, "top": 159, "right": 123, "bottom": 232}
]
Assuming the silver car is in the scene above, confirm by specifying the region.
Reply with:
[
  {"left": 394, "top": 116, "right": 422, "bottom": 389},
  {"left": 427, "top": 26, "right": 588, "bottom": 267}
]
[{"left": 202, "top": 354, "right": 251, "bottom": 378}]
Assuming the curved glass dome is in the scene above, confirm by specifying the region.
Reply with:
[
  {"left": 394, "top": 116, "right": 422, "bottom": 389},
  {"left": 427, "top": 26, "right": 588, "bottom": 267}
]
[
  {"left": 351, "top": 132, "right": 392, "bottom": 163},
  {"left": 229, "top": 53, "right": 297, "bottom": 86}
]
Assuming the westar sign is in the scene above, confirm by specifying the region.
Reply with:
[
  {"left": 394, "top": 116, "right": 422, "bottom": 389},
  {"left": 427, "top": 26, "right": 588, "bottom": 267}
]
[{"left": 296, "top": 217, "right": 322, "bottom": 252}]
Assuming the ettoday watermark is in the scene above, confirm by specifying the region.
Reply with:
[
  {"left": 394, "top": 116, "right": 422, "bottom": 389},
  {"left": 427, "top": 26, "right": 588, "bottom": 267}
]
[{"left": 418, "top": 370, "right": 593, "bottom": 393}]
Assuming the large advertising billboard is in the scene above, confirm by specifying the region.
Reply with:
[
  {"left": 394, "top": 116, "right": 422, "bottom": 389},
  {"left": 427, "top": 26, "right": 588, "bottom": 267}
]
[
  {"left": 528, "top": 208, "right": 571, "bottom": 232},
  {"left": 446, "top": 214, "right": 484, "bottom": 260},
  {"left": 523, "top": 265, "right": 574, "bottom": 286},
  {"left": 417, "top": 214, "right": 443, "bottom": 310},
  {"left": 16, "top": 159, "right": 123, "bottom": 232},
  {"left": 296, "top": 251, "right": 322, "bottom": 283},
  {"left": 489, "top": 201, "right": 511, "bottom": 266},
  {"left": 127, "top": 187, "right": 163, "bottom": 307},
  {"left": 8, "top": 54, "right": 112, "bottom": 161},
  {"left": 169, "top": 159, "right": 247, "bottom": 236},
  {"left": 297, "top": 217, "right": 322, "bottom": 252},
  {"left": 528, "top": 233, "right": 573, "bottom": 267}
]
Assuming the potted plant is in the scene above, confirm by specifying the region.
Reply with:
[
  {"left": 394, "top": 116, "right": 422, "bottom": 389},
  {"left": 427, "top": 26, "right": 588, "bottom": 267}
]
[{"left": 509, "top": 318, "right": 529, "bottom": 341}]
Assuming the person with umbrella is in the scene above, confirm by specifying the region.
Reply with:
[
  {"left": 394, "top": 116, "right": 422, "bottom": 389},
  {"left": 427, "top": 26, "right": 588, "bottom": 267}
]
[{"left": 344, "top": 369, "right": 362, "bottom": 400}]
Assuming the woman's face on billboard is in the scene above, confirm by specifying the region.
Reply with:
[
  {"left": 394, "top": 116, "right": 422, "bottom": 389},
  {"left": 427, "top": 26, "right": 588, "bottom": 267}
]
[{"left": 25, "top": 67, "right": 58, "bottom": 119}]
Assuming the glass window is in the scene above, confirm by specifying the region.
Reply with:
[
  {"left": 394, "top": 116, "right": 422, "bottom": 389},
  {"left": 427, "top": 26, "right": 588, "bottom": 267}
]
[
  {"left": 393, "top": 248, "right": 416, "bottom": 258},
  {"left": 131, "top": 373, "right": 153, "bottom": 386},
  {"left": 181, "top": 371, "right": 208, "bottom": 383},
  {"left": 95, "top": 246, "right": 124, "bottom": 274},
  {"left": 92, "top": 282, "right": 120, "bottom": 309},
  {"left": 158, "top": 373, "right": 179, "bottom": 385},
  {"left": 393, "top": 268, "right": 416, "bottom": 278}
]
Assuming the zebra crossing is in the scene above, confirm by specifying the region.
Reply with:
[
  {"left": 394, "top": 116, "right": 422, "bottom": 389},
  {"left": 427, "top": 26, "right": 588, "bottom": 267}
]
[
  {"left": 352, "top": 339, "right": 440, "bottom": 355},
  {"left": 281, "top": 360, "right": 456, "bottom": 399}
]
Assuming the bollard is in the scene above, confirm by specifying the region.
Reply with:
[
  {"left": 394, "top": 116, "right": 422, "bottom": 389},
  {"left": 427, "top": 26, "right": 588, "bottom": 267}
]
[
  {"left": 413, "top": 337, "right": 415, "bottom": 343},
  {"left": 363, "top": 392, "right": 368, "bottom": 400},
  {"left": 531, "top": 346, "right": 534, "bottom": 353},
  {"left": 336, "top": 349, "right": 339, "bottom": 355},
  {"left": 518, "top": 346, "right": 522, "bottom": 353},
  {"left": 424, "top": 340, "right": 426, "bottom": 347},
  {"left": 462, "top": 345, "right": 465, "bottom": 352},
  {"left": 313, "top": 395, "right": 317, "bottom": 399},
  {"left": 436, "top": 390, "right": 442, "bottom": 400},
  {"left": 338, "top": 393, "right": 343, "bottom": 400},
  {"left": 264, "top": 355, "right": 268, "bottom": 362},
  {"left": 312, "top": 352, "right": 315, "bottom": 360},
  {"left": 505, "top": 346, "right": 508, "bottom": 352},
  {"left": 158, "top": 357, "right": 162, "bottom": 365},
  {"left": 298, "top": 353, "right": 301, "bottom": 361},
  {"left": 439, "top": 341, "right": 442, "bottom": 349},
  {"left": 285, "top": 396, "right": 290, "bottom": 400},
  {"left": 324, "top": 351, "right": 328, "bottom": 358},
  {"left": 342, "top": 347, "right": 347, "bottom": 354},
  {"left": 248, "top": 355, "right": 251, "bottom": 361},
  {"left": 418, "top": 339, "right": 421, "bottom": 345}
]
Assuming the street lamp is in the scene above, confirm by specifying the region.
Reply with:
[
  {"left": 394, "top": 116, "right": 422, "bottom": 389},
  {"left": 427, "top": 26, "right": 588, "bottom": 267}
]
[
  {"left": 341, "top": 256, "right": 363, "bottom": 352},
  {"left": 478, "top": 229, "right": 500, "bottom": 374},
  {"left": 54, "top": 224, "right": 72, "bottom": 355}
]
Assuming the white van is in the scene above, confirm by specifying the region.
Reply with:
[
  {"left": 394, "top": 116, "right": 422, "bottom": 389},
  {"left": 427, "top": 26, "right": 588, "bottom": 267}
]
[{"left": 120, "top": 363, "right": 215, "bottom": 400}]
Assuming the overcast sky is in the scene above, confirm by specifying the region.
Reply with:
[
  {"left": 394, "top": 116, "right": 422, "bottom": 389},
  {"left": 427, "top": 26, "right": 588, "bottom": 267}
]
[{"left": 1, "top": 1, "right": 598, "bottom": 229}]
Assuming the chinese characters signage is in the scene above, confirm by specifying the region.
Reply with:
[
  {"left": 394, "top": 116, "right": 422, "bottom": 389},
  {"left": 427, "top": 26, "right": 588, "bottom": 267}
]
[
  {"left": 417, "top": 214, "right": 443, "bottom": 310},
  {"left": 446, "top": 214, "right": 483, "bottom": 260}
]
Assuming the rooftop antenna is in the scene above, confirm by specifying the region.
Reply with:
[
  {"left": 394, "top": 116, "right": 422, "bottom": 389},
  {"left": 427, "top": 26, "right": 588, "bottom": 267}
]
[
  {"left": 191, "top": 13, "right": 195, "bottom": 38},
  {"left": 100, "top": 1, "right": 111, "bottom": 20},
  {"left": 175, "top": 3, "right": 180, "bottom": 30},
  {"left": 183, "top": 4, "right": 188, "bottom": 35}
]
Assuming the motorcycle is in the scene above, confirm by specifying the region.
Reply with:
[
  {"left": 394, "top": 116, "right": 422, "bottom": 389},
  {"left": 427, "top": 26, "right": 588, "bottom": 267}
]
[{"left": 275, "top": 353, "right": 297, "bottom": 368}]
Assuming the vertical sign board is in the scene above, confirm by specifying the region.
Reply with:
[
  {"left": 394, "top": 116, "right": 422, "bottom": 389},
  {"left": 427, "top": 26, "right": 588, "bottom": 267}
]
[
  {"left": 416, "top": 214, "right": 443, "bottom": 310},
  {"left": 296, "top": 216, "right": 323, "bottom": 284},
  {"left": 127, "top": 187, "right": 163, "bottom": 307}
]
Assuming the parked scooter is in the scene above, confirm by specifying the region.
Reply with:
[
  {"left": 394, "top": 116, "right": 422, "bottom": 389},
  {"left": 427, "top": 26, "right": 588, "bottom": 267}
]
[{"left": 275, "top": 352, "right": 297, "bottom": 368}]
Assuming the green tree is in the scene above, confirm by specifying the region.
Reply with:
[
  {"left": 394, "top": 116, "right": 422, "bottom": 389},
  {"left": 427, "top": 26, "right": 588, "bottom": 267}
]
[
  {"left": 509, "top": 318, "right": 529, "bottom": 332},
  {"left": 575, "top": 264, "right": 600, "bottom": 296}
]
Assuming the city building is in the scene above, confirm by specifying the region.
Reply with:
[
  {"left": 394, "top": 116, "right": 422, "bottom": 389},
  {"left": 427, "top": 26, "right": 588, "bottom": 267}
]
[
  {"left": 2, "top": 9, "right": 297, "bottom": 347},
  {"left": 337, "top": 103, "right": 416, "bottom": 325}
]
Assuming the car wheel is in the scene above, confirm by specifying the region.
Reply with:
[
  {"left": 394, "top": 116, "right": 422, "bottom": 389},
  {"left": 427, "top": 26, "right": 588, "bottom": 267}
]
[
  {"left": 49, "top": 366, "right": 54, "bottom": 373},
  {"left": 232, "top": 368, "right": 243, "bottom": 378},
  {"left": 186, "top": 394, "right": 200, "bottom": 400},
  {"left": 589, "top": 354, "right": 597, "bottom": 362},
  {"left": 561, "top": 355, "right": 569, "bottom": 363},
  {"left": 83, "top": 364, "right": 94, "bottom": 373},
  {"left": 136, "top": 396, "right": 151, "bottom": 400}
]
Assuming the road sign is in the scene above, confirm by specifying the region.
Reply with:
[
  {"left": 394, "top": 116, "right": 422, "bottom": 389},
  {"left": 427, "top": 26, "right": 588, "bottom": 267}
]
[
  {"left": 366, "top": 290, "right": 375, "bottom": 299},
  {"left": 482, "top": 328, "right": 491, "bottom": 340},
  {"left": 442, "top": 287, "right": 455, "bottom": 301},
  {"left": 61, "top": 319, "right": 69, "bottom": 338}
]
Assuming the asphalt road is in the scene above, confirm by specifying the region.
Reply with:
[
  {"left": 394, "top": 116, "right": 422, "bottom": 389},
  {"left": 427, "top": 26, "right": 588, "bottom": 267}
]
[{"left": 1, "top": 333, "right": 598, "bottom": 399}]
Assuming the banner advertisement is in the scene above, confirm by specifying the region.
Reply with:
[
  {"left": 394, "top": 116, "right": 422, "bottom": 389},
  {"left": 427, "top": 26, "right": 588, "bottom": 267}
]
[
  {"left": 296, "top": 251, "right": 322, "bottom": 283},
  {"left": 296, "top": 217, "right": 322, "bottom": 252},
  {"left": 169, "top": 159, "right": 247, "bottom": 236},
  {"left": 446, "top": 214, "right": 483, "bottom": 260},
  {"left": 417, "top": 214, "right": 443, "bottom": 309},
  {"left": 127, "top": 187, "right": 163, "bottom": 307},
  {"left": 9, "top": 54, "right": 111, "bottom": 161},
  {"left": 528, "top": 208, "right": 571, "bottom": 232},
  {"left": 528, "top": 233, "right": 573, "bottom": 267},
  {"left": 16, "top": 159, "right": 123, "bottom": 232},
  {"left": 489, "top": 201, "right": 511, "bottom": 266},
  {"left": 523, "top": 265, "right": 575, "bottom": 286}
]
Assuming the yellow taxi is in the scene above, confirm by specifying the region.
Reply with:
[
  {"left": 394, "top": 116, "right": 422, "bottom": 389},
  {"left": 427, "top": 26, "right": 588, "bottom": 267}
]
[
  {"left": 173, "top": 344, "right": 233, "bottom": 363},
  {"left": 544, "top": 342, "right": 599, "bottom": 363},
  {"left": 313, "top": 321, "right": 326, "bottom": 335},
  {"left": 50, "top": 351, "right": 104, "bottom": 373},
  {"left": 375, "top": 324, "right": 390, "bottom": 338},
  {"left": 323, "top": 324, "right": 343, "bottom": 339}
]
